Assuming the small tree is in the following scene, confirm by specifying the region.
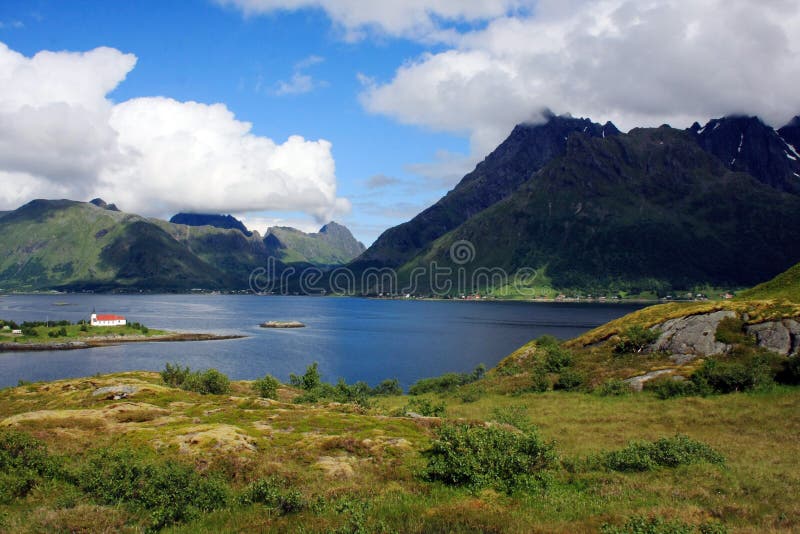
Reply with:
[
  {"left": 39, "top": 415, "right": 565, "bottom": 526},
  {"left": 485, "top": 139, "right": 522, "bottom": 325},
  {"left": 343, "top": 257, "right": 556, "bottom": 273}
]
[
  {"left": 289, "top": 362, "right": 321, "bottom": 391},
  {"left": 253, "top": 374, "right": 280, "bottom": 399}
]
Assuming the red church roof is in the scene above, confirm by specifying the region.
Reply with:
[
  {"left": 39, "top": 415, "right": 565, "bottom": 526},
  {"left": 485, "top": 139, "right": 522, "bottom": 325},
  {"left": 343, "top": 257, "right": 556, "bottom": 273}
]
[{"left": 95, "top": 314, "right": 125, "bottom": 321}]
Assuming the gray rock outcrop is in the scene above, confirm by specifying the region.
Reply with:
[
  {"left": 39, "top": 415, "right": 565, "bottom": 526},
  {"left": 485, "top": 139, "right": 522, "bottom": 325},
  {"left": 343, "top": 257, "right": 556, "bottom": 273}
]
[
  {"left": 650, "top": 310, "right": 736, "bottom": 363},
  {"left": 746, "top": 319, "right": 800, "bottom": 356}
]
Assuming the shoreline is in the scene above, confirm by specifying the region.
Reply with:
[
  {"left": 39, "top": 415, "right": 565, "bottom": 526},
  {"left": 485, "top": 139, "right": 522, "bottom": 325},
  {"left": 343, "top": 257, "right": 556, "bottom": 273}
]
[{"left": 0, "top": 332, "right": 245, "bottom": 353}]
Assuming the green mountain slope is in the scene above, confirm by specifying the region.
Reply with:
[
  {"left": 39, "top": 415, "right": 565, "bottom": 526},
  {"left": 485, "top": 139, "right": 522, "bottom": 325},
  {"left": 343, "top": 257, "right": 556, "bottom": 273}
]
[
  {"left": 738, "top": 261, "right": 800, "bottom": 302},
  {"left": 0, "top": 200, "right": 234, "bottom": 291},
  {"left": 264, "top": 222, "right": 365, "bottom": 266},
  {"left": 396, "top": 127, "right": 800, "bottom": 295}
]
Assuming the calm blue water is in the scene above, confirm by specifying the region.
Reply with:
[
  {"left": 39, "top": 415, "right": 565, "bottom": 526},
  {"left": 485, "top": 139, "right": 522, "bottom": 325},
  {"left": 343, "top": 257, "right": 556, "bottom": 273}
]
[{"left": 0, "top": 294, "right": 643, "bottom": 389}]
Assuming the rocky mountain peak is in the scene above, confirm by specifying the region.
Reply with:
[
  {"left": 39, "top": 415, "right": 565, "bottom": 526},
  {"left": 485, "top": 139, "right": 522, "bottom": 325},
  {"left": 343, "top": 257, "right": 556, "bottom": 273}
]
[
  {"left": 688, "top": 115, "right": 800, "bottom": 194},
  {"left": 169, "top": 213, "right": 252, "bottom": 236}
]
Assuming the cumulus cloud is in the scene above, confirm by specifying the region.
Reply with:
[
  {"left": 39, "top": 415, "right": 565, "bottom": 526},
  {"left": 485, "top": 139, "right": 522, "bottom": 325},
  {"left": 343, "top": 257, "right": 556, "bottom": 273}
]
[
  {"left": 273, "top": 55, "right": 327, "bottom": 96},
  {"left": 216, "top": 0, "right": 529, "bottom": 40},
  {"left": 0, "top": 41, "right": 348, "bottom": 222},
  {"left": 361, "top": 0, "right": 800, "bottom": 156}
]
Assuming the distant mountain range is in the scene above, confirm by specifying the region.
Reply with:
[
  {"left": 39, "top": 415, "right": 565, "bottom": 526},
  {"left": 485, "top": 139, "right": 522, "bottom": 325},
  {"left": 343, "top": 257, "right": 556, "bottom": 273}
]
[
  {"left": 350, "top": 113, "right": 800, "bottom": 296},
  {"left": 3, "top": 112, "right": 799, "bottom": 295},
  {"left": 0, "top": 200, "right": 364, "bottom": 291}
]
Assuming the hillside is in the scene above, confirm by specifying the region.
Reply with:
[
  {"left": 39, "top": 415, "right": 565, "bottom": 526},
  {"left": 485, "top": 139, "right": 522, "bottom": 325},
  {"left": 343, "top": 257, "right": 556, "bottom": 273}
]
[
  {"left": 349, "top": 113, "right": 800, "bottom": 296},
  {"left": 0, "top": 200, "right": 234, "bottom": 291},
  {"left": 385, "top": 125, "right": 800, "bottom": 296},
  {"left": 264, "top": 222, "right": 365, "bottom": 266},
  {"left": 0, "top": 200, "right": 364, "bottom": 291},
  {"left": 737, "top": 260, "right": 800, "bottom": 302},
  {"left": 169, "top": 213, "right": 253, "bottom": 236},
  {"left": 349, "top": 113, "right": 619, "bottom": 271}
]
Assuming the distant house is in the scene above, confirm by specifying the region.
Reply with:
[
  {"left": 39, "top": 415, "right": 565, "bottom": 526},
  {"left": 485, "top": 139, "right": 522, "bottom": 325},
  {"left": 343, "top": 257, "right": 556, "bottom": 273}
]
[
  {"left": 11, "top": 329, "right": 22, "bottom": 335},
  {"left": 90, "top": 313, "right": 126, "bottom": 327}
]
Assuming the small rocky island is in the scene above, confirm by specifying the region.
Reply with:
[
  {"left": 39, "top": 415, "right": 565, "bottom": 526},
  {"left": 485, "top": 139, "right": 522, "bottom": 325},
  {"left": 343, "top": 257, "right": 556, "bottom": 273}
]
[{"left": 260, "top": 321, "right": 306, "bottom": 328}]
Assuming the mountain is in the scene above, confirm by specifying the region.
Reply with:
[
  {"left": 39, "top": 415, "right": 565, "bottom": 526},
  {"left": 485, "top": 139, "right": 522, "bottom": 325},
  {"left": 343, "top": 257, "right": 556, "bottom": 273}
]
[
  {"left": 350, "top": 112, "right": 619, "bottom": 270},
  {"left": 169, "top": 213, "right": 252, "bottom": 236},
  {"left": 0, "top": 200, "right": 364, "bottom": 291},
  {"left": 374, "top": 121, "right": 800, "bottom": 295},
  {"left": 264, "top": 222, "right": 365, "bottom": 266},
  {"left": 778, "top": 116, "right": 800, "bottom": 154},
  {"left": 688, "top": 116, "right": 800, "bottom": 194},
  {"left": 0, "top": 200, "right": 234, "bottom": 291}
]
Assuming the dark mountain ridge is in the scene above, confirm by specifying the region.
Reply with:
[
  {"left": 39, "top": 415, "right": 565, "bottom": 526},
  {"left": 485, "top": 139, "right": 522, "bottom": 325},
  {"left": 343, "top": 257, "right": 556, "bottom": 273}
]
[{"left": 350, "top": 112, "right": 620, "bottom": 270}]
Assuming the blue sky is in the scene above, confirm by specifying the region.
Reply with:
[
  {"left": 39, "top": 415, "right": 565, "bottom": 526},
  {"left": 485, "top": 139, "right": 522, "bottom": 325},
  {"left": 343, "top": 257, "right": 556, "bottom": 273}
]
[
  {"left": 0, "top": 0, "right": 470, "bottom": 244},
  {"left": 1, "top": 0, "right": 798, "bottom": 246}
]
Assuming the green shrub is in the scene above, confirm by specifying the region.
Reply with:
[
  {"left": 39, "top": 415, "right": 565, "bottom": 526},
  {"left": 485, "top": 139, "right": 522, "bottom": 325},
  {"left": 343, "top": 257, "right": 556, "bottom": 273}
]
[
  {"left": 645, "top": 376, "right": 706, "bottom": 399},
  {"left": 776, "top": 356, "right": 800, "bottom": 385},
  {"left": 553, "top": 369, "right": 585, "bottom": 391},
  {"left": 239, "top": 477, "right": 304, "bottom": 514},
  {"left": 423, "top": 423, "right": 556, "bottom": 492},
  {"left": 289, "top": 362, "right": 322, "bottom": 391},
  {"left": 543, "top": 345, "right": 573, "bottom": 372},
  {"left": 714, "top": 317, "right": 751, "bottom": 345},
  {"left": 691, "top": 357, "right": 772, "bottom": 393},
  {"left": 0, "top": 430, "right": 61, "bottom": 478},
  {"left": 161, "top": 362, "right": 192, "bottom": 387},
  {"left": 372, "top": 378, "right": 402, "bottom": 396},
  {"left": 181, "top": 368, "right": 231, "bottom": 395},
  {"left": 601, "top": 515, "right": 728, "bottom": 534},
  {"left": 253, "top": 374, "right": 280, "bottom": 399},
  {"left": 602, "top": 435, "right": 724, "bottom": 472},
  {"left": 161, "top": 364, "right": 230, "bottom": 395},
  {"left": 525, "top": 369, "right": 551, "bottom": 393},
  {"left": 614, "top": 325, "right": 659, "bottom": 354},
  {"left": 78, "top": 448, "right": 230, "bottom": 530},
  {"left": 405, "top": 397, "right": 446, "bottom": 417},
  {"left": 596, "top": 378, "right": 632, "bottom": 396},
  {"left": 408, "top": 364, "right": 486, "bottom": 395}
]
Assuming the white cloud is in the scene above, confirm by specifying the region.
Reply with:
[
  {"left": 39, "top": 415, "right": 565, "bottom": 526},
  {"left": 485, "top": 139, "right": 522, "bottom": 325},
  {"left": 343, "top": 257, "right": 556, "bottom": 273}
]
[
  {"left": 273, "top": 54, "right": 326, "bottom": 96},
  {"left": 360, "top": 0, "right": 800, "bottom": 155},
  {"left": 0, "top": 41, "right": 348, "bottom": 223},
  {"left": 216, "top": 0, "right": 530, "bottom": 40}
]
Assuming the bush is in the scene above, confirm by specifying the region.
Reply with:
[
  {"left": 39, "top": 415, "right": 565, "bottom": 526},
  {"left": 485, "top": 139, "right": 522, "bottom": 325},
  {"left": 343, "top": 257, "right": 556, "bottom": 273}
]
[
  {"left": 596, "top": 378, "right": 632, "bottom": 396},
  {"left": 423, "top": 423, "right": 556, "bottom": 492},
  {"left": 161, "top": 364, "right": 231, "bottom": 395},
  {"left": 405, "top": 397, "right": 446, "bottom": 417},
  {"left": 553, "top": 369, "right": 585, "bottom": 391},
  {"left": 181, "top": 369, "right": 231, "bottom": 395},
  {"left": 528, "top": 369, "right": 551, "bottom": 392},
  {"left": 543, "top": 345, "right": 573, "bottom": 372},
  {"left": 372, "top": 378, "right": 402, "bottom": 396},
  {"left": 490, "top": 405, "right": 533, "bottom": 431},
  {"left": 78, "top": 448, "right": 230, "bottom": 530},
  {"left": 714, "top": 317, "right": 751, "bottom": 345},
  {"left": 691, "top": 357, "right": 772, "bottom": 393},
  {"left": 645, "top": 376, "right": 706, "bottom": 399},
  {"left": 289, "top": 362, "right": 322, "bottom": 391},
  {"left": 777, "top": 356, "right": 800, "bottom": 385},
  {"left": 408, "top": 364, "right": 486, "bottom": 395},
  {"left": 161, "top": 362, "right": 192, "bottom": 387},
  {"left": 239, "top": 477, "right": 304, "bottom": 514},
  {"left": 602, "top": 435, "right": 724, "bottom": 472},
  {"left": 0, "top": 430, "right": 61, "bottom": 478},
  {"left": 614, "top": 325, "right": 659, "bottom": 354},
  {"left": 253, "top": 374, "right": 280, "bottom": 399}
]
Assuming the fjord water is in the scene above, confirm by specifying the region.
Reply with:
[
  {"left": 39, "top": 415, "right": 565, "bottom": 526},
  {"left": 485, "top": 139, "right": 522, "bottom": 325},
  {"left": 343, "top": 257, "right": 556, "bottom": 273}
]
[{"left": 0, "top": 295, "right": 643, "bottom": 389}]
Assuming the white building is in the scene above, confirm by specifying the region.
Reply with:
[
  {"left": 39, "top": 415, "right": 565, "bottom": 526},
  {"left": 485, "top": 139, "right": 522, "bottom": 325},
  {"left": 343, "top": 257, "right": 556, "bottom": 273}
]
[{"left": 90, "top": 313, "right": 126, "bottom": 327}]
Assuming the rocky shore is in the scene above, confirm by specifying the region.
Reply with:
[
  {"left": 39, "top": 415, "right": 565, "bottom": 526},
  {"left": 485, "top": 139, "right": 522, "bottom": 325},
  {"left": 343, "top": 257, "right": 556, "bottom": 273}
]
[{"left": 0, "top": 332, "right": 244, "bottom": 352}]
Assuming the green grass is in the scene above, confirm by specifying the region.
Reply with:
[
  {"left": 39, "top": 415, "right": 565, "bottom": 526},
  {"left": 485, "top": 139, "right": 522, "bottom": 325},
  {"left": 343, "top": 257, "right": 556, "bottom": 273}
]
[
  {"left": 738, "top": 261, "right": 800, "bottom": 303},
  {"left": 1, "top": 369, "right": 798, "bottom": 532},
  {"left": 0, "top": 322, "right": 168, "bottom": 345}
]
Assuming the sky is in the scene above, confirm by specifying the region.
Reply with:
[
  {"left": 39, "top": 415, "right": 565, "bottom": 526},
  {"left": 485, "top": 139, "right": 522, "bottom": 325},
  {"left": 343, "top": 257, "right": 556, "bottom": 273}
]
[{"left": 1, "top": 0, "right": 799, "bottom": 246}]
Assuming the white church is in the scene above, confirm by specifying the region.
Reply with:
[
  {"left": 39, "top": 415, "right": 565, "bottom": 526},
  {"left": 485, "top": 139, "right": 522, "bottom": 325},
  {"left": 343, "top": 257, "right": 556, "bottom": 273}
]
[{"left": 90, "top": 313, "right": 127, "bottom": 327}]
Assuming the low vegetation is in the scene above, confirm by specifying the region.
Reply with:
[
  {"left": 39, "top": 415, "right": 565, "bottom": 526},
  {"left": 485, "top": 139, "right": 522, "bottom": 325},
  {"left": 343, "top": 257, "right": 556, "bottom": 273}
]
[{"left": 0, "top": 317, "right": 164, "bottom": 345}]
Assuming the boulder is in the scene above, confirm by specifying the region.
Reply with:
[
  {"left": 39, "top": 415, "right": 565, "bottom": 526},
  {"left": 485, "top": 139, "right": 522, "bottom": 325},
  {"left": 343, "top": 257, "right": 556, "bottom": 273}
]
[
  {"left": 651, "top": 311, "right": 736, "bottom": 362},
  {"left": 746, "top": 319, "right": 800, "bottom": 356}
]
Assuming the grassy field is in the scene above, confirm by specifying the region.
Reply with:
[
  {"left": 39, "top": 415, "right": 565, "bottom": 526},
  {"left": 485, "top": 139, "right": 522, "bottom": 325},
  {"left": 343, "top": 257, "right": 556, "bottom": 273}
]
[
  {"left": 0, "top": 322, "right": 169, "bottom": 346},
  {"left": 1, "top": 369, "right": 798, "bottom": 533}
]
